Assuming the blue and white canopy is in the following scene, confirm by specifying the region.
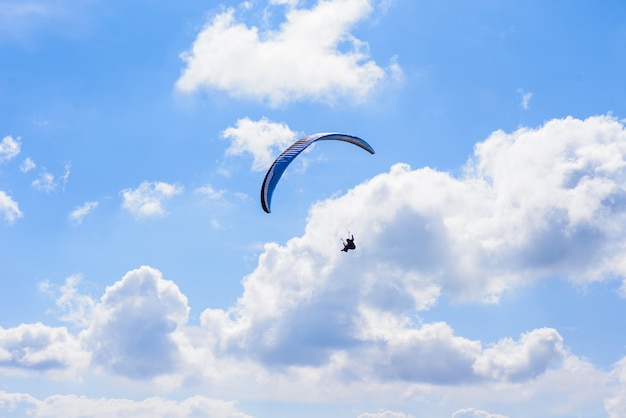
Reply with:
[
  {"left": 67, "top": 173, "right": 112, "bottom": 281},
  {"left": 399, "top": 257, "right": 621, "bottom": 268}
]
[{"left": 260, "top": 132, "right": 375, "bottom": 213}]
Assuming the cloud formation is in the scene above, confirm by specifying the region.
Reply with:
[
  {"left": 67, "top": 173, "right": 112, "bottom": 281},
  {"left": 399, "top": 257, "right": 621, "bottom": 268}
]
[
  {"left": 358, "top": 412, "right": 413, "bottom": 418},
  {"left": 19, "top": 157, "right": 36, "bottom": 173},
  {"left": 0, "top": 191, "right": 22, "bottom": 224},
  {"left": 517, "top": 89, "right": 533, "bottom": 110},
  {"left": 120, "top": 181, "right": 183, "bottom": 218},
  {"left": 0, "top": 135, "right": 20, "bottom": 162},
  {"left": 31, "top": 163, "right": 71, "bottom": 193},
  {"left": 0, "top": 323, "right": 89, "bottom": 375},
  {"left": 222, "top": 117, "right": 297, "bottom": 171},
  {"left": 199, "top": 114, "right": 626, "bottom": 382},
  {"left": 5, "top": 115, "right": 626, "bottom": 415},
  {"left": 81, "top": 266, "right": 190, "bottom": 379},
  {"left": 0, "top": 392, "right": 251, "bottom": 418},
  {"left": 68, "top": 201, "right": 98, "bottom": 224},
  {"left": 0, "top": 136, "right": 23, "bottom": 224},
  {"left": 176, "top": 0, "right": 397, "bottom": 105},
  {"left": 452, "top": 408, "right": 508, "bottom": 418},
  {"left": 0, "top": 258, "right": 620, "bottom": 416},
  {"left": 473, "top": 328, "right": 564, "bottom": 381}
]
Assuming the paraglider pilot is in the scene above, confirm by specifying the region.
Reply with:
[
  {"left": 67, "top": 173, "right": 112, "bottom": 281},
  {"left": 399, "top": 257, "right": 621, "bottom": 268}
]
[{"left": 341, "top": 234, "right": 356, "bottom": 252}]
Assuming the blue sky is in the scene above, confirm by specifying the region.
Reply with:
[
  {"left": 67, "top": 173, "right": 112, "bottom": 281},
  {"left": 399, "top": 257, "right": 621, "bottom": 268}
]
[{"left": 2, "top": 0, "right": 626, "bottom": 417}]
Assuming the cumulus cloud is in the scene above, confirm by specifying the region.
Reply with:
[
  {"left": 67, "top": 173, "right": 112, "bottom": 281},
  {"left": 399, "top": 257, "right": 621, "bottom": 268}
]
[
  {"left": 68, "top": 201, "right": 98, "bottom": 224},
  {"left": 176, "top": 0, "right": 397, "bottom": 105},
  {"left": 355, "top": 319, "right": 563, "bottom": 384},
  {"left": 222, "top": 117, "right": 297, "bottom": 171},
  {"left": 20, "top": 261, "right": 604, "bottom": 410},
  {"left": 197, "top": 114, "right": 626, "bottom": 383},
  {"left": 120, "top": 181, "right": 183, "bottom": 218},
  {"left": 0, "top": 135, "right": 20, "bottom": 162},
  {"left": 81, "top": 266, "right": 190, "bottom": 379},
  {"left": 0, "top": 392, "right": 251, "bottom": 418},
  {"left": 473, "top": 328, "right": 564, "bottom": 381},
  {"left": 0, "top": 323, "right": 89, "bottom": 375},
  {"left": 0, "top": 191, "right": 22, "bottom": 224}
]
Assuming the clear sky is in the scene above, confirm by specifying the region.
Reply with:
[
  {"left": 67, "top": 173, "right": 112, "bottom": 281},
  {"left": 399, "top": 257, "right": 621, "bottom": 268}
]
[{"left": 2, "top": 1, "right": 626, "bottom": 417}]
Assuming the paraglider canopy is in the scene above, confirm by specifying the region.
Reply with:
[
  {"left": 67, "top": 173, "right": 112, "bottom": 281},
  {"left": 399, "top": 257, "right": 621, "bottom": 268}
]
[{"left": 260, "top": 132, "right": 375, "bottom": 213}]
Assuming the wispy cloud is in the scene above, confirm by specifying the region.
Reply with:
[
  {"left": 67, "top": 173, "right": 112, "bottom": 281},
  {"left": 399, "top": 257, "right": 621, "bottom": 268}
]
[
  {"left": 69, "top": 201, "right": 98, "bottom": 224},
  {"left": 0, "top": 2, "right": 50, "bottom": 18},
  {"left": 517, "top": 88, "right": 533, "bottom": 110},
  {"left": 60, "top": 161, "right": 70, "bottom": 190},
  {"left": 30, "top": 162, "right": 70, "bottom": 192},
  {"left": 39, "top": 275, "right": 95, "bottom": 327},
  {"left": 195, "top": 184, "right": 225, "bottom": 199},
  {"left": 0, "top": 1, "right": 81, "bottom": 43}
]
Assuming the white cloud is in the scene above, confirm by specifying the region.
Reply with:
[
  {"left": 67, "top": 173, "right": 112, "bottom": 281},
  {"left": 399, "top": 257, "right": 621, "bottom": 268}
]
[
  {"left": 29, "top": 162, "right": 70, "bottom": 192},
  {"left": 0, "top": 135, "right": 20, "bottom": 162},
  {"left": 270, "top": 0, "right": 298, "bottom": 7},
  {"left": 68, "top": 201, "right": 98, "bottom": 224},
  {"left": 473, "top": 328, "right": 564, "bottom": 381},
  {"left": 452, "top": 408, "right": 508, "bottom": 418},
  {"left": 353, "top": 316, "right": 563, "bottom": 384},
  {"left": 60, "top": 161, "right": 70, "bottom": 190},
  {"left": 0, "top": 323, "right": 89, "bottom": 376},
  {"left": 176, "top": 0, "right": 396, "bottom": 105},
  {"left": 21, "top": 263, "right": 616, "bottom": 416},
  {"left": 31, "top": 171, "right": 55, "bottom": 192},
  {"left": 604, "top": 356, "right": 626, "bottom": 417},
  {"left": 517, "top": 89, "right": 533, "bottom": 110},
  {"left": 195, "top": 184, "right": 226, "bottom": 199},
  {"left": 358, "top": 411, "right": 413, "bottom": 418},
  {"left": 197, "top": 114, "right": 626, "bottom": 383},
  {"left": 81, "top": 266, "right": 190, "bottom": 379},
  {"left": 0, "top": 392, "right": 252, "bottom": 418},
  {"left": 120, "top": 181, "right": 183, "bottom": 218},
  {"left": 40, "top": 275, "right": 95, "bottom": 327},
  {"left": 19, "top": 157, "right": 36, "bottom": 172},
  {"left": 0, "top": 190, "right": 22, "bottom": 224},
  {"left": 222, "top": 117, "right": 297, "bottom": 171}
]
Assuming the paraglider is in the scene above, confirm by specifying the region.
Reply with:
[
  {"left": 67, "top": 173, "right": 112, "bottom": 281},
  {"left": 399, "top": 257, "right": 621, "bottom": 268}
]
[
  {"left": 260, "top": 132, "right": 375, "bottom": 213},
  {"left": 341, "top": 233, "right": 356, "bottom": 252}
]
